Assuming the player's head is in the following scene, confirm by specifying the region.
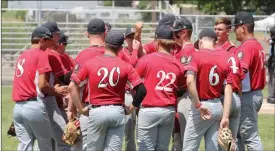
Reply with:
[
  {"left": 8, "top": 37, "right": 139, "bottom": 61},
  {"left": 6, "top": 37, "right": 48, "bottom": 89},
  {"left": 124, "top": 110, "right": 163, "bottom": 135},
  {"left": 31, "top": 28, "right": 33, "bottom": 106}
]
[
  {"left": 105, "top": 30, "right": 125, "bottom": 55},
  {"left": 31, "top": 26, "right": 53, "bottom": 50},
  {"left": 158, "top": 14, "right": 176, "bottom": 27},
  {"left": 124, "top": 26, "right": 136, "bottom": 48},
  {"left": 233, "top": 11, "right": 255, "bottom": 41},
  {"left": 105, "top": 22, "right": 112, "bottom": 33},
  {"left": 86, "top": 18, "right": 106, "bottom": 40},
  {"left": 214, "top": 17, "right": 231, "bottom": 42},
  {"left": 194, "top": 29, "right": 217, "bottom": 50},
  {"left": 57, "top": 32, "right": 70, "bottom": 54},
  {"left": 270, "top": 25, "right": 275, "bottom": 43},
  {"left": 154, "top": 25, "right": 175, "bottom": 53},
  {"left": 173, "top": 17, "right": 193, "bottom": 43},
  {"left": 41, "top": 21, "right": 62, "bottom": 48}
]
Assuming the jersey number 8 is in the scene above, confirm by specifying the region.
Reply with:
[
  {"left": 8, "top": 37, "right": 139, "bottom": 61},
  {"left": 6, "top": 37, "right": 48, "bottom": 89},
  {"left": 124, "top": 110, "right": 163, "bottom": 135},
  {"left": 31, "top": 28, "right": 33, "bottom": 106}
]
[{"left": 97, "top": 67, "right": 120, "bottom": 88}]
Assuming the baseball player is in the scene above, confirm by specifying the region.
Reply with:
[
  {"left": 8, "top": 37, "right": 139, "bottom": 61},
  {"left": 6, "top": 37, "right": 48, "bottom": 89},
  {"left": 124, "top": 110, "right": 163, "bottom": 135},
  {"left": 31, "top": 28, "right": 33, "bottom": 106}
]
[
  {"left": 182, "top": 29, "right": 233, "bottom": 151},
  {"left": 12, "top": 27, "right": 57, "bottom": 151},
  {"left": 170, "top": 17, "right": 195, "bottom": 151},
  {"left": 214, "top": 17, "right": 237, "bottom": 54},
  {"left": 135, "top": 25, "right": 186, "bottom": 151},
  {"left": 142, "top": 14, "right": 176, "bottom": 55},
  {"left": 266, "top": 25, "right": 275, "bottom": 104},
  {"left": 117, "top": 24, "right": 143, "bottom": 151},
  {"left": 69, "top": 30, "right": 146, "bottom": 151},
  {"left": 67, "top": 18, "right": 107, "bottom": 151},
  {"left": 104, "top": 22, "right": 112, "bottom": 32},
  {"left": 233, "top": 11, "right": 266, "bottom": 151},
  {"left": 42, "top": 21, "right": 72, "bottom": 151}
]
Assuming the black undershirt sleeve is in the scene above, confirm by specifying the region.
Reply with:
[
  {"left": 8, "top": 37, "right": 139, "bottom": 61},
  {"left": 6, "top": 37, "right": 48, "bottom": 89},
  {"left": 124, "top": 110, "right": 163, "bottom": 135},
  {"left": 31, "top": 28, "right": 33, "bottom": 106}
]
[{"left": 132, "top": 83, "right": 147, "bottom": 107}]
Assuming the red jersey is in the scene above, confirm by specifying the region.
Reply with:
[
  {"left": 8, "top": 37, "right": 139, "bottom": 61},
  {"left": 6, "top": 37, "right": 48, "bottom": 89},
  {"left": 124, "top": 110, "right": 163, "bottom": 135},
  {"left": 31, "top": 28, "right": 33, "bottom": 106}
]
[
  {"left": 72, "top": 46, "right": 105, "bottom": 102},
  {"left": 71, "top": 55, "right": 142, "bottom": 105},
  {"left": 172, "top": 43, "right": 196, "bottom": 62},
  {"left": 215, "top": 49, "right": 244, "bottom": 93},
  {"left": 12, "top": 48, "right": 52, "bottom": 102},
  {"left": 184, "top": 49, "right": 232, "bottom": 99},
  {"left": 47, "top": 49, "right": 74, "bottom": 78},
  {"left": 143, "top": 41, "right": 156, "bottom": 54},
  {"left": 118, "top": 47, "right": 139, "bottom": 67},
  {"left": 235, "top": 38, "right": 266, "bottom": 91},
  {"left": 135, "top": 52, "right": 186, "bottom": 107},
  {"left": 216, "top": 41, "right": 237, "bottom": 54}
]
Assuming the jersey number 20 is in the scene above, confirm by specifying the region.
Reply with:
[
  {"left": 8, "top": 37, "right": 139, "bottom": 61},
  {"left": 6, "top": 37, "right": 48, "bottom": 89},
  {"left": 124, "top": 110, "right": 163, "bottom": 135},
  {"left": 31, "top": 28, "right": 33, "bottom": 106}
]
[
  {"left": 155, "top": 70, "right": 176, "bottom": 92},
  {"left": 97, "top": 67, "right": 120, "bottom": 88}
]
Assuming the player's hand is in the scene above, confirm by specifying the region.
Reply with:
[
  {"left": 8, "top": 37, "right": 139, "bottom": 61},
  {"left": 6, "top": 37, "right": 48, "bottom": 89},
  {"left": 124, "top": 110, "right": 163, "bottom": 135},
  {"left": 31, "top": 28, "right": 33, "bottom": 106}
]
[
  {"left": 54, "top": 84, "right": 69, "bottom": 96},
  {"left": 66, "top": 111, "right": 76, "bottom": 121},
  {"left": 135, "top": 21, "right": 143, "bottom": 29},
  {"left": 198, "top": 106, "right": 212, "bottom": 120},
  {"left": 220, "top": 117, "right": 229, "bottom": 129},
  {"left": 124, "top": 104, "right": 136, "bottom": 115}
]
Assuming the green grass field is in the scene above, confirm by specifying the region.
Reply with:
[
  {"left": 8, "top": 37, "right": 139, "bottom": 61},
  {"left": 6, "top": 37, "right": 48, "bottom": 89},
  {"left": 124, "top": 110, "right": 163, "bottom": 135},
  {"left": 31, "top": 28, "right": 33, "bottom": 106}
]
[{"left": 1, "top": 86, "right": 274, "bottom": 151}]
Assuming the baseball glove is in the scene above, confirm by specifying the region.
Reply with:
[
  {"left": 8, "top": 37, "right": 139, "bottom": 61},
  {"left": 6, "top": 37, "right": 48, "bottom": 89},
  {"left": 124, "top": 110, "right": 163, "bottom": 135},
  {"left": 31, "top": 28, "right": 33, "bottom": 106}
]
[
  {"left": 62, "top": 117, "right": 81, "bottom": 145},
  {"left": 7, "top": 122, "right": 16, "bottom": 137},
  {"left": 218, "top": 128, "right": 235, "bottom": 151}
]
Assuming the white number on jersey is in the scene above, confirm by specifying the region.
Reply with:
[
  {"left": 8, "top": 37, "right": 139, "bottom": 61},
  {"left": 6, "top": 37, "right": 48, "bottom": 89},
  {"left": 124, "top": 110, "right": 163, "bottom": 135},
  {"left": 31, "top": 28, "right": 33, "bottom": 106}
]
[
  {"left": 155, "top": 70, "right": 176, "bottom": 92},
  {"left": 228, "top": 57, "right": 239, "bottom": 74},
  {"left": 209, "top": 65, "right": 220, "bottom": 86},
  {"left": 259, "top": 50, "right": 265, "bottom": 69},
  {"left": 15, "top": 59, "right": 25, "bottom": 77},
  {"left": 97, "top": 67, "right": 120, "bottom": 88}
]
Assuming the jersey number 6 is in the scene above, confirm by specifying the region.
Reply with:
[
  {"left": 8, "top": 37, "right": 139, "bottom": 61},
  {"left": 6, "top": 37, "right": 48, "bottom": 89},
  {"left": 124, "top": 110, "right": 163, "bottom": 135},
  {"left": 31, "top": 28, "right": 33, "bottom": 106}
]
[
  {"left": 209, "top": 65, "right": 219, "bottom": 86},
  {"left": 97, "top": 67, "right": 120, "bottom": 88},
  {"left": 155, "top": 70, "right": 176, "bottom": 92}
]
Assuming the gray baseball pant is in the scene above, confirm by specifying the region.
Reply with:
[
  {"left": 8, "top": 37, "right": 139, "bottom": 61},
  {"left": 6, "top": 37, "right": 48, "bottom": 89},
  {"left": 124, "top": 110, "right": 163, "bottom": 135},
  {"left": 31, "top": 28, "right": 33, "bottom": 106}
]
[
  {"left": 137, "top": 106, "right": 176, "bottom": 151},
  {"left": 43, "top": 96, "right": 71, "bottom": 151},
  {"left": 13, "top": 97, "right": 53, "bottom": 151},
  {"left": 86, "top": 105, "right": 126, "bottom": 151},
  {"left": 124, "top": 92, "right": 137, "bottom": 151},
  {"left": 183, "top": 98, "right": 223, "bottom": 151},
  {"left": 237, "top": 90, "right": 263, "bottom": 151},
  {"left": 72, "top": 103, "right": 90, "bottom": 151},
  {"left": 219, "top": 92, "right": 241, "bottom": 151},
  {"left": 171, "top": 92, "right": 192, "bottom": 151}
]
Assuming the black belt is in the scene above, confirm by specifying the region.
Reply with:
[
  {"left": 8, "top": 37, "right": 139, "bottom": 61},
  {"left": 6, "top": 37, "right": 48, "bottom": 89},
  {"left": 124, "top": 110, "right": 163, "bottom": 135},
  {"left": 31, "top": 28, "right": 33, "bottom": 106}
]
[
  {"left": 200, "top": 98, "right": 218, "bottom": 102},
  {"left": 19, "top": 97, "right": 37, "bottom": 102},
  {"left": 91, "top": 104, "right": 123, "bottom": 108}
]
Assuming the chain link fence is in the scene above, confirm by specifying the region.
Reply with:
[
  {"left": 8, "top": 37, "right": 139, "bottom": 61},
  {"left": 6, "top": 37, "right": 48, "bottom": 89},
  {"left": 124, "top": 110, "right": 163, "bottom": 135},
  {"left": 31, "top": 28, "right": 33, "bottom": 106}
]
[{"left": 2, "top": 8, "right": 274, "bottom": 83}]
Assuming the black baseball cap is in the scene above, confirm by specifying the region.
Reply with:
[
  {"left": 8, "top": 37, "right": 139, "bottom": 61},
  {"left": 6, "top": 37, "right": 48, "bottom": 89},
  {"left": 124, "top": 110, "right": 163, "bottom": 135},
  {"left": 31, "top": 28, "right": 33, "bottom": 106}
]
[
  {"left": 153, "top": 25, "right": 174, "bottom": 40},
  {"left": 233, "top": 11, "right": 254, "bottom": 26},
  {"left": 58, "top": 32, "right": 70, "bottom": 45},
  {"left": 41, "top": 21, "right": 62, "bottom": 34},
  {"left": 173, "top": 17, "right": 193, "bottom": 31},
  {"left": 105, "top": 30, "right": 124, "bottom": 46},
  {"left": 158, "top": 13, "right": 176, "bottom": 27},
  {"left": 31, "top": 26, "right": 53, "bottom": 39},
  {"left": 270, "top": 25, "right": 275, "bottom": 39},
  {"left": 87, "top": 18, "right": 106, "bottom": 34},
  {"left": 125, "top": 26, "right": 136, "bottom": 37},
  {"left": 194, "top": 29, "right": 217, "bottom": 49},
  {"left": 105, "top": 22, "right": 112, "bottom": 32}
]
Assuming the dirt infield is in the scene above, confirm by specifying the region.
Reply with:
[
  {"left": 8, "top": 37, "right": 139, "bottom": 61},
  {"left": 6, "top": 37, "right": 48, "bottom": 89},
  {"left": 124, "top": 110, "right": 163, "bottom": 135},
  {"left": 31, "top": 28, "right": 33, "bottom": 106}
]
[{"left": 259, "top": 99, "right": 275, "bottom": 114}]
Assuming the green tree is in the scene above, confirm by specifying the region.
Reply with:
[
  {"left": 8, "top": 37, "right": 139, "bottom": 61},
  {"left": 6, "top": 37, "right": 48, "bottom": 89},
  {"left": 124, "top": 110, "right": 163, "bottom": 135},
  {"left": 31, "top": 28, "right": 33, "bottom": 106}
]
[
  {"left": 103, "top": 0, "right": 133, "bottom": 7},
  {"left": 2, "top": 0, "right": 8, "bottom": 12}
]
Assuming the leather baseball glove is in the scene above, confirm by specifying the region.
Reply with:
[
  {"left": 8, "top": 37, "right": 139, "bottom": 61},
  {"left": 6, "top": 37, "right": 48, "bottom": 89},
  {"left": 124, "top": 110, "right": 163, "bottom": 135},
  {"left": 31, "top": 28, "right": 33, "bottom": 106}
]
[
  {"left": 218, "top": 128, "right": 235, "bottom": 151},
  {"left": 7, "top": 122, "right": 16, "bottom": 137},
  {"left": 62, "top": 117, "right": 81, "bottom": 145}
]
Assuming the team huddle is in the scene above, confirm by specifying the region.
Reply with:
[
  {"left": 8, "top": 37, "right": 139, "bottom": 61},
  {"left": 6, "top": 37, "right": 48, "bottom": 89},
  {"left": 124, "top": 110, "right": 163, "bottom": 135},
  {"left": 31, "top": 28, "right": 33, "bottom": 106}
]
[{"left": 11, "top": 11, "right": 266, "bottom": 151}]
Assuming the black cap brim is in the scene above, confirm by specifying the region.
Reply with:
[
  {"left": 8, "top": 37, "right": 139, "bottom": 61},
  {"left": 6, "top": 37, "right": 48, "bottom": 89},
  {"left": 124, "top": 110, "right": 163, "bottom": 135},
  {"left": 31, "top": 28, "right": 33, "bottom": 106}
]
[
  {"left": 230, "top": 20, "right": 255, "bottom": 27},
  {"left": 194, "top": 39, "right": 199, "bottom": 49}
]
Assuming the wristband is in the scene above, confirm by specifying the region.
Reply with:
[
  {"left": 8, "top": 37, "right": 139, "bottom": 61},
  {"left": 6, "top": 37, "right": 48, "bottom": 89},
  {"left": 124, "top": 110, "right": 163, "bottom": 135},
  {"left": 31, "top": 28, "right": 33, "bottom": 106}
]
[{"left": 195, "top": 102, "right": 202, "bottom": 108}]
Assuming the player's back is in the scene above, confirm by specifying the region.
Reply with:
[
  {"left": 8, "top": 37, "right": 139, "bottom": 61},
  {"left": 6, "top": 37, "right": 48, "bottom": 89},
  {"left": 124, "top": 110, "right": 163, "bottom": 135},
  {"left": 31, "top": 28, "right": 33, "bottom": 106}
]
[
  {"left": 75, "top": 46, "right": 104, "bottom": 67},
  {"left": 12, "top": 48, "right": 50, "bottom": 101},
  {"left": 188, "top": 49, "right": 231, "bottom": 99},
  {"left": 215, "top": 49, "right": 243, "bottom": 93},
  {"left": 136, "top": 52, "right": 185, "bottom": 107},
  {"left": 84, "top": 55, "right": 140, "bottom": 105}
]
